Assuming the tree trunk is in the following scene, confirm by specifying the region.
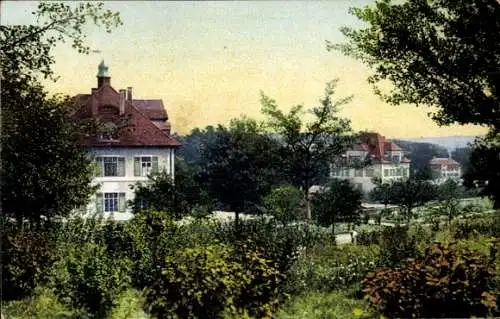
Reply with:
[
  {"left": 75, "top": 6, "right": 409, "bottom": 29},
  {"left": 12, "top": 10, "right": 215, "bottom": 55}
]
[
  {"left": 234, "top": 211, "right": 240, "bottom": 229},
  {"left": 305, "top": 190, "right": 312, "bottom": 221}
]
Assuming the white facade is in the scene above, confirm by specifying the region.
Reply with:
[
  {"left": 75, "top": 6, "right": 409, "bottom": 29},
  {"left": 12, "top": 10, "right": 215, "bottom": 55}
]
[
  {"left": 84, "top": 147, "right": 175, "bottom": 219},
  {"left": 331, "top": 148, "right": 410, "bottom": 193}
]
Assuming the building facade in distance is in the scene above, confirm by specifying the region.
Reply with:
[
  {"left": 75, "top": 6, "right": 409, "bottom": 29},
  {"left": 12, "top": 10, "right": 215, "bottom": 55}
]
[
  {"left": 429, "top": 157, "right": 462, "bottom": 184},
  {"left": 72, "top": 61, "right": 180, "bottom": 219},
  {"left": 330, "top": 132, "right": 411, "bottom": 193}
]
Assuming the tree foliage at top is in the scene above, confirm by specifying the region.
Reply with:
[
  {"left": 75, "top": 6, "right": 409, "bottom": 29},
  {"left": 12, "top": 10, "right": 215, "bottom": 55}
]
[
  {"left": 260, "top": 79, "right": 355, "bottom": 220},
  {"left": 333, "top": 0, "right": 500, "bottom": 129},
  {"left": 1, "top": 2, "right": 122, "bottom": 86}
]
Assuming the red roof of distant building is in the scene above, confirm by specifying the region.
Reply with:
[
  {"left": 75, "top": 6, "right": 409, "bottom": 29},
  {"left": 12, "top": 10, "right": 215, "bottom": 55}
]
[
  {"left": 353, "top": 132, "right": 408, "bottom": 162},
  {"left": 429, "top": 158, "right": 460, "bottom": 166}
]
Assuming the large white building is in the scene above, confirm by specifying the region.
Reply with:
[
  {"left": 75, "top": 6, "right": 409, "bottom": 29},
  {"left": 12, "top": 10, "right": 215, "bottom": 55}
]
[
  {"left": 73, "top": 61, "right": 180, "bottom": 219},
  {"left": 330, "top": 132, "right": 411, "bottom": 193},
  {"left": 429, "top": 157, "right": 462, "bottom": 184}
]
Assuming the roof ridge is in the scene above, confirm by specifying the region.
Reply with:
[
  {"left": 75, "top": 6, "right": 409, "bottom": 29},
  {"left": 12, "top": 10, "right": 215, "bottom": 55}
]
[{"left": 124, "top": 99, "right": 179, "bottom": 144}]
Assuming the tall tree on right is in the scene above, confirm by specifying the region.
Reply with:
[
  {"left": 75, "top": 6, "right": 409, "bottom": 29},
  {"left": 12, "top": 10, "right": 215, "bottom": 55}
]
[{"left": 333, "top": 0, "right": 500, "bottom": 206}]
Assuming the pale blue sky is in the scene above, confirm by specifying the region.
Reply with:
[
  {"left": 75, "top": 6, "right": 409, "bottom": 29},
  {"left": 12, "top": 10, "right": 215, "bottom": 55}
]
[{"left": 1, "top": 1, "right": 486, "bottom": 137}]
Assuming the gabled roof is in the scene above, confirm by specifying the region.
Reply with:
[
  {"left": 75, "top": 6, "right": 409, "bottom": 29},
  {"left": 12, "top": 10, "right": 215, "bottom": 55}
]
[
  {"left": 353, "top": 132, "right": 408, "bottom": 162},
  {"left": 72, "top": 93, "right": 180, "bottom": 148},
  {"left": 133, "top": 99, "right": 168, "bottom": 120}
]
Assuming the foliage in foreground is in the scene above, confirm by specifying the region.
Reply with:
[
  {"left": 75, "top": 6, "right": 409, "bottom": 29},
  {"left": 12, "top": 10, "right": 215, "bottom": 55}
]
[
  {"left": 363, "top": 242, "right": 498, "bottom": 318},
  {"left": 144, "top": 244, "right": 283, "bottom": 319},
  {"left": 276, "top": 292, "right": 376, "bottom": 319},
  {"left": 287, "top": 243, "right": 380, "bottom": 295}
]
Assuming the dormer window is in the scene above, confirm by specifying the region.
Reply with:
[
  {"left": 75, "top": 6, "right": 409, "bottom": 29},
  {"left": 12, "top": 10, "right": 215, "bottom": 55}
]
[{"left": 99, "top": 122, "right": 119, "bottom": 141}]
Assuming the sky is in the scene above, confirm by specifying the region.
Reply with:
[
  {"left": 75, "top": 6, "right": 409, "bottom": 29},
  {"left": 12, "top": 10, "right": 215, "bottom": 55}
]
[{"left": 1, "top": 0, "right": 488, "bottom": 138}]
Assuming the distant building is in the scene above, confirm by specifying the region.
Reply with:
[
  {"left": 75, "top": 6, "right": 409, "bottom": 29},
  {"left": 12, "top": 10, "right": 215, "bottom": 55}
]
[
  {"left": 72, "top": 61, "right": 180, "bottom": 218},
  {"left": 429, "top": 157, "right": 462, "bottom": 184},
  {"left": 330, "top": 132, "right": 411, "bottom": 193}
]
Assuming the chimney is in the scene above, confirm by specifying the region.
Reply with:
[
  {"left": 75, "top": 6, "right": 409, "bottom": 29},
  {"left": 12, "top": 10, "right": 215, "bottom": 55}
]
[
  {"left": 127, "top": 87, "right": 132, "bottom": 101},
  {"left": 119, "top": 89, "right": 126, "bottom": 115},
  {"left": 91, "top": 88, "right": 98, "bottom": 116}
]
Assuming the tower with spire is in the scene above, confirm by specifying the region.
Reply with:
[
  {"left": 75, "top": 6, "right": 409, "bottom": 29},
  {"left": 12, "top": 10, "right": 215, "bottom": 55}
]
[{"left": 97, "top": 60, "right": 111, "bottom": 88}]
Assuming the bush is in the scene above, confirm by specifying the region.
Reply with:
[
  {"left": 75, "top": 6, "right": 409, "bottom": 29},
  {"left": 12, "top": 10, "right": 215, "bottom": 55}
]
[
  {"left": 1, "top": 221, "right": 59, "bottom": 301},
  {"left": 363, "top": 242, "right": 498, "bottom": 318},
  {"left": 3, "top": 286, "right": 80, "bottom": 319},
  {"left": 47, "top": 239, "right": 132, "bottom": 318},
  {"left": 109, "top": 289, "right": 149, "bottom": 319},
  {"left": 212, "top": 219, "right": 321, "bottom": 275},
  {"left": 358, "top": 226, "right": 418, "bottom": 267},
  {"left": 286, "top": 243, "right": 380, "bottom": 294},
  {"left": 231, "top": 243, "right": 285, "bottom": 318},
  {"left": 452, "top": 214, "right": 500, "bottom": 239},
  {"left": 125, "top": 210, "right": 184, "bottom": 289},
  {"left": 144, "top": 244, "right": 247, "bottom": 318},
  {"left": 276, "top": 292, "right": 375, "bottom": 319}
]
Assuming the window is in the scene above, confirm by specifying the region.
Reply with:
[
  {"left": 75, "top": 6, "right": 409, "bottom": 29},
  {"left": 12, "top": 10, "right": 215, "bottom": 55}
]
[
  {"left": 134, "top": 156, "right": 159, "bottom": 176},
  {"left": 331, "top": 168, "right": 341, "bottom": 177},
  {"left": 392, "top": 155, "right": 400, "bottom": 163},
  {"left": 95, "top": 157, "right": 125, "bottom": 177},
  {"left": 384, "top": 169, "right": 389, "bottom": 177},
  {"left": 96, "top": 192, "right": 126, "bottom": 213},
  {"left": 355, "top": 169, "right": 363, "bottom": 177},
  {"left": 98, "top": 122, "right": 118, "bottom": 141},
  {"left": 396, "top": 168, "right": 402, "bottom": 176},
  {"left": 365, "top": 168, "right": 374, "bottom": 177}
]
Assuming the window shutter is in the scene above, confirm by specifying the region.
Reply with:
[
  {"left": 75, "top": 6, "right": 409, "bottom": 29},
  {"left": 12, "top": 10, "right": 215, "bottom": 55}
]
[
  {"left": 152, "top": 156, "right": 159, "bottom": 173},
  {"left": 134, "top": 157, "right": 140, "bottom": 176},
  {"left": 96, "top": 157, "right": 103, "bottom": 177},
  {"left": 118, "top": 157, "right": 126, "bottom": 176},
  {"left": 96, "top": 193, "right": 104, "bottom": 214},
  {"left": 119, "top": 193, "right": 126, "bottom": 213}
]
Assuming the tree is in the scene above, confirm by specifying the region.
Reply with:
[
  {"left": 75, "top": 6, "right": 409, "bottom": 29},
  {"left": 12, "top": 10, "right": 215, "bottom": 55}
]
[
  {"left": 1, "top": 2, "right": 122, "bottom": 86},
  {"left": 263, "top": 185, "right": 305, "bottom": 226},
  {"left": 463, "top": 130, "right": 500, "bottom": 208},
  {"left": 434, "top": 179, "right": 463, "bottom": 225},
  {"left": 130, "top": 171, "right": 179, "bottom": 219},
  {"left": 371, "top": 178, "right": 437, "bottom": 223},
  {"left": 261, "top": 80, "right": 355, "bottom": 221},
  {"left": 312, "top": 179, "right": 363, "bottom": 234},
  {"left": 1, "top": 2, "right": 122, "bottom": 224},
  {"left": 333, "top": 0, "right": 500, "bottom": 129},
  {"left": 199, "top": 118, "right": 283, "bottom": 225}
]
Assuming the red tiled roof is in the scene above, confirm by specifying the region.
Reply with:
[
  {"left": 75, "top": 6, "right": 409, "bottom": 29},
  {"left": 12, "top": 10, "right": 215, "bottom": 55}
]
[
  {"left": 72, "top": 88, "right": 180, "bottom": 148},
  {"left": 133, "top": 99, "right": 169, "bottom": 120},
  {"left": 384, "top": 141, "right": 402, "bottom": 151},
  {"left": 355, "top": 132, "right": 405, "bottom": 160},
  {"left": 429, "top": 158, "right": 460, "bottom": 166}
]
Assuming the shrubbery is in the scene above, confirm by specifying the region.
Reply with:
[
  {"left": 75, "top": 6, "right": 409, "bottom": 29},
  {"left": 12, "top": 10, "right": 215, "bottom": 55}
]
[
  {"left": 287, "top": 243, "right": 380, "bottom": 294},
  {"left": 363, "top": 242, "right": 498, "bottom": 318}
]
